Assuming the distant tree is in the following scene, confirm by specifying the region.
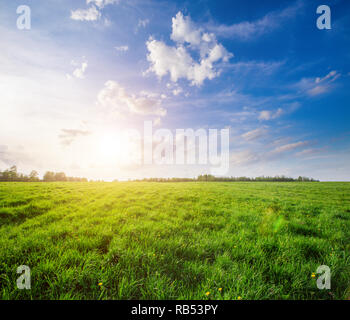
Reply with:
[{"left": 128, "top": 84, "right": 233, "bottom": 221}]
[
  {"left": 54, "top": 172, "right": 67, "bottom": 181},
  {"left": 1, "top": 169, "right": 9, "bottom": 180},
  {"left": 43, "top": 171, "right": 55, "bottom": 182},
  {"left": 29, "top": 170, "right": 39, "bottom": 181},
  {"left": 9, "top": 165, "right": 18, "bottom": 180},
  {"left": 0, "top": 166, "right": 18, "bottom": 181}
]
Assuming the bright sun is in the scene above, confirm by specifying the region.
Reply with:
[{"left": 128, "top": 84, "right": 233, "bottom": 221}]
[
  {"left": 95, "top": 132, "right": 134, "bottom": 166},
  {"left": 98, "top": 135, "right": 120, "bottom": 158}
]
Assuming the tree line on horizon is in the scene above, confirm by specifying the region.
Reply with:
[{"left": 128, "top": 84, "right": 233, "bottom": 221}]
[
  {"left": 0, "top": 166, "right": 319, "bottom": 183},
  {"left": 0, "top": 166, "right": 87, "bottom": 182},
  {"left": 133, "top": 174, "right": 319, "bottom": 182}
]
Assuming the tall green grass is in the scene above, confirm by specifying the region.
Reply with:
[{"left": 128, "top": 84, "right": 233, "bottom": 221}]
[{"left": 0, "top": 182, "right": 349, "bottom": 300}]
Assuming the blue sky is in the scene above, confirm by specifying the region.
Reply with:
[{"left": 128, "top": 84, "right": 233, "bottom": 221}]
[{"left": 0, "top": 0, "right": 349, "bottom": 180}]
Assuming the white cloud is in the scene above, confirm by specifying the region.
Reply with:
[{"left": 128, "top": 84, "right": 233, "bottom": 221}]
[
  {"left": 166, "top": 82, "right": 183, "bottom": 96},
  {"left": 272, "top": 141, "right": 309, "bottom": 154},
  {"left": 0, "top": 145, "right": 37, "bottom": 168},
  {"left": 97, "top": 81, "right": 166, "bottom": 117},
  {"left": 295, "top": 148, "right": 323, "bottom": 157},
  {"left": 231, "top": 150, "right": 260, "bottom": 165},
  {"left": 315, "top": 71, "right": 341, "bottom": 84},
  {"left": 146, "top": 39, "right": 194, "bottom": 82},
  {"left": 229, "top": 60, "right": 284, "bottom": 75},
  {"left": 139, "top": 90, "right": 166, "bottom": 100},
  {"left": 209, "top": 1, "right": 303, "bottom": 40},
  {"left": 71, "top": 6, "right": 101, "bottom": 21},
  {"left": 59, "top": 129, "right": 91, "bottom": 146},
  {"left": 258, "top": 108, "right": 283, "bottom": 120},
  {"left": 73, "top": 62, "right": 88, "bottom": 79},
  {"left": 71, "top": 0, "right": 119, "bottom": 21},
  {"left": 115, "top": 45, "right": 129, "bottom": 52},
  {"left": 138, "top": 19, "right": 149, "bottom": 28},
  {"left": 135, "top": 19, "right": 150, "bottom": 33},
  {"left": 87, "top": 0, "right": 119, "bottom": 8},
  {"left": 229, "top": 111, "right": 255, "bottom": 123},
  {"left": 230, "top": 140, "right": 311, "bottom": 167},
  {"left": 295, "top": 70, "right": 340, "bottom": 97},
  {"left": 259, "top": 111, "right": 272, "bottom": 121},
  {"left": 171, "top": 12, "right": 202, "bottom": 46},
  {"left": 241, "top": 127, "right": 268, "bottom": 141},
  {"left": 146, "top": 12, "right": 232, "bottom": 86},
  {"left": 172, "top": 88, "right": 183, "bottom": 96},
  {"left": 307, "top": 85, "right": 328, "bottom": 96},
  {"left": 307, "top": 70, "right": 340, "bottom": 96},
  {"left": 67, "top": 59, "right": 88, "bottom": 79}
]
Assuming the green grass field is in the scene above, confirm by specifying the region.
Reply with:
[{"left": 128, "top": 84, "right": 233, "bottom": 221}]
[{"left": 0, "top": 182, "right": 349, "bottom": 300}]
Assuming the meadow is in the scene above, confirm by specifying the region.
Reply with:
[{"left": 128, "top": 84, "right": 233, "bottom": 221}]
[{"left": 0, "top": 181, "right": 349, "bottom": 300}]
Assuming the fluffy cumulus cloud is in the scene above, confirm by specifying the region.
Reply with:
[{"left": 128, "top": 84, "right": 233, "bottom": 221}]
[
  {"left": 97, "top": 81, "right": 166, "bottom": 117},
  {"left": 66, "top": 59, "right": 88, "bottom": 79},
  {"left": 73, "top": 62, "right": 88, "bottom": 79},
  {"left": 146, "top": 12, "right": 233, "bottom": 86},
  {"left": 71, "top": 6, "right": 101, "bottom": 21},
  {"left": 87, "top": 0, "right": 120, "bottom": 8},
  {"left": 166, "top": 82, "right": 184, "bottom": 96},
  {"left": 171, "top": 12, "right": 202, "bottom": 46},
  {"left": 71, "top": 0, "right": 119, "bottom": 21}
]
